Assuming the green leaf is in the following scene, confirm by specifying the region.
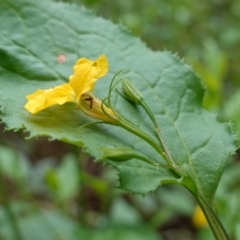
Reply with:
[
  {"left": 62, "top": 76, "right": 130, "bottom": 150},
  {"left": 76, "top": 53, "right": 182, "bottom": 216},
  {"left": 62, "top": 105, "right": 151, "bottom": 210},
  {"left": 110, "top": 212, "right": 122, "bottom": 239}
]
[
  {"left": 45, "top": 153, "right": 81, "bottom": 202},
  {"left": 222, "top": 89, "right": 240, "bottom": 137},
  {"left": 0, "top": 0, "right": 237, "bottom": 203},
  {"left": 109, "top": 198, "right": 141, "bottom": 225},
  {"left": 0, "top": 145, "right": 29, "bottom": 184},
  {"left": 0, "top": 201, "right": 160, "bottom": 240},
  {"left": 0, "top": 203, "right": 80, "bottom": 240},
  {"left": 19, "top": 211, "right": 79, "bottom": 240}
]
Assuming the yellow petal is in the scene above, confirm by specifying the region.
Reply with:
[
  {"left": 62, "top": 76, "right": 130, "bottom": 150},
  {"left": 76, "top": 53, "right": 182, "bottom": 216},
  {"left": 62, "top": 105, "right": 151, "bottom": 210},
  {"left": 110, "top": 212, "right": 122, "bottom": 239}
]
[
  {"left": 69, "top": 54, "right": 108, "bottom": 101},
  {"left": 24, "top": 84, "right": 75, "bottom": 114},
  {"left": 95, "top": 54, "right": 108, "bottom": 77}
]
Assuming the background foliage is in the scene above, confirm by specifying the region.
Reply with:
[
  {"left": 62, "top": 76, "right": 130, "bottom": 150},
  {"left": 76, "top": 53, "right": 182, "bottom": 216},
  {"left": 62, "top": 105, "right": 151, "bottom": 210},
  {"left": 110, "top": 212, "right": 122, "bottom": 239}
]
[{"left": 1, "top": 0, "right": 240, "bottom": 239}]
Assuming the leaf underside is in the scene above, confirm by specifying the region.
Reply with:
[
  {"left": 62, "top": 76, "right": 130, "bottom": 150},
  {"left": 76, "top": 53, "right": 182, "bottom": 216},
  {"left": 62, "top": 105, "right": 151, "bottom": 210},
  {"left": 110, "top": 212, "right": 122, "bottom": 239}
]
[{"left": 0, "top": 0, "right": 237, "bottom": 200}]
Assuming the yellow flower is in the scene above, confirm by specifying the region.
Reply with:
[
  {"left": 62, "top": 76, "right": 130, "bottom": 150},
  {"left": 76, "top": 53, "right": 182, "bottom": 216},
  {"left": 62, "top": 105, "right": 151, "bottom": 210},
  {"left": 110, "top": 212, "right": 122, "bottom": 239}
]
[
  {"left": 24, "top": 55, "right": 117, "bottom": 123},
  {"left": 192, "top": 205, "right": 208, "bottom": 228},
  {"left": 25, "top": 55, "right": 108, "bottom": 114}
]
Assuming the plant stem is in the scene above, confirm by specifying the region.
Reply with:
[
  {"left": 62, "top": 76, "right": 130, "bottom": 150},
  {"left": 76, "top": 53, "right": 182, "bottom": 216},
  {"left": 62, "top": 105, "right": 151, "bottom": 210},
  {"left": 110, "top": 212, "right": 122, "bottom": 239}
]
[
  {"left": 116, "top": 116, "right": 183, "bottom": 176},
  {"left": 140, "top": 94, "right": 229, "bottom": 239},
  {"left": 139, "top": 100, "right": 183, "bottom": 176},
  {"left": 198, "top": 196, "right": 230, "bottom": 240}
]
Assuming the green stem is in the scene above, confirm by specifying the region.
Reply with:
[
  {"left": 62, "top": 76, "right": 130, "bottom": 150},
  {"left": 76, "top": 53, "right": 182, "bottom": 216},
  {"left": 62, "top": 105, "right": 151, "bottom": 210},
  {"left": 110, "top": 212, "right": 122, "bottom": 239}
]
[
  {"left": 117, "top": 116, "right": 163, "bottom": 155},
  {"left": 116, "top": 116, "right": 182, "bottom": 176},
  {"left": 198, "top": 196, "right": 230, "bottom": 240},
  {"left": 140, "top": 100, "right": 183, "bottom": 176}
]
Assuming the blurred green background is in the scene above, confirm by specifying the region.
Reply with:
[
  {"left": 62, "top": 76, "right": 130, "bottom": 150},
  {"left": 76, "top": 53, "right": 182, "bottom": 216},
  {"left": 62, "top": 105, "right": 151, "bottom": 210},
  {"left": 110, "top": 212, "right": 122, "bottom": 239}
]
[{"left": 1, "top": 0, "right": 240, "bottom": 239}]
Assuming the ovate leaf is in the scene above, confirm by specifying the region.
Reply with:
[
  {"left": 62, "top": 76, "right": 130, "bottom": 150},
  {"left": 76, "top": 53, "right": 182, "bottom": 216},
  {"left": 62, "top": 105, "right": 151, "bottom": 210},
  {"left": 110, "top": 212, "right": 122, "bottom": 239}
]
[{"left": 0, "top": 0, "right": 237, "bottom": 202}]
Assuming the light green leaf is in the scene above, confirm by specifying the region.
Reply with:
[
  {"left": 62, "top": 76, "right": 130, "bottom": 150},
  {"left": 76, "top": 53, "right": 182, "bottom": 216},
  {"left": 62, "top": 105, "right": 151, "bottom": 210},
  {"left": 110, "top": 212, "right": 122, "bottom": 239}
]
[
  {"left": 0, "top": 201, "right": 160, "bottom": 240},
  {"left": 109, "top": 198, "right": 141, "bottom": 225},
  {"left": 0, "top": 0, "right": 237, "bottom": 204},
  {"left": 0, "top": 203, "right": 81, "bottom": 240},
  {"left": 19, "top": 211, "right": 79, "bottom": 240},
  {"left": 45, "top": 153, "right": 81, "bottom": 202},
  {"left": 222, "top": 89, "right": 240, "bottom": 136},
  {"left": 236, "top": 224, "right": 240, "bottom": 240},
  {"left": 0, "top": 145, "right": 29, "bottom": 183}
]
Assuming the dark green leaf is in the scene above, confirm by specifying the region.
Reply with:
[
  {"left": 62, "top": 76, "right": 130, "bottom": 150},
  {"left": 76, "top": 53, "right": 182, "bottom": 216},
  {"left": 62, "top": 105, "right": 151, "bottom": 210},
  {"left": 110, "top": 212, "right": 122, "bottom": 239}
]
[{"left": 0, "top": 0, "right": 237, "bottom": 202}]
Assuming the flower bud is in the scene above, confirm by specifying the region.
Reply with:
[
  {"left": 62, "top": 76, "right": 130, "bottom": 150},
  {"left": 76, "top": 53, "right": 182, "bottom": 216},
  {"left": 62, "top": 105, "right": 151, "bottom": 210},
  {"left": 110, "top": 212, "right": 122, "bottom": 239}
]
[
  {"left": 122, "top": 78, "right": 143, "bottom": 104},
  {"left": 101, "top": 147, "right": 165, "bottom": 167},
  {"left": 101, "top": 147, "right": 141, "bottom": 162},
  {"left": 79, "top": 92, "right": 117, "bottom": 124}
]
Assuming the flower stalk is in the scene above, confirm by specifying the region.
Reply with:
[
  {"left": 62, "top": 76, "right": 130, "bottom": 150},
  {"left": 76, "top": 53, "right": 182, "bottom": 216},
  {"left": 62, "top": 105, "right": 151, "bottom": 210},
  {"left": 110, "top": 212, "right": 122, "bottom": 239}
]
[
  {"left": 101, "top": 147, "right": 170, "bottom": 167},
  {"left": 121, "top": 78, "right": 183, "bottom": 176}
]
